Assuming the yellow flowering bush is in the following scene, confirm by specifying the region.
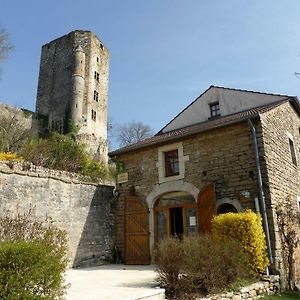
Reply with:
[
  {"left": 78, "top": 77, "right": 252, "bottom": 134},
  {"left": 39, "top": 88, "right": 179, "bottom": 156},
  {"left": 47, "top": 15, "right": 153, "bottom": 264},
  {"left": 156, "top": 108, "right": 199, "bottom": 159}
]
[
  {"left": 211, "top": 210, "right": 269, "bottom": 276},
  {"left": 0, "top": 152, "right": 23, "bottom": 162}
]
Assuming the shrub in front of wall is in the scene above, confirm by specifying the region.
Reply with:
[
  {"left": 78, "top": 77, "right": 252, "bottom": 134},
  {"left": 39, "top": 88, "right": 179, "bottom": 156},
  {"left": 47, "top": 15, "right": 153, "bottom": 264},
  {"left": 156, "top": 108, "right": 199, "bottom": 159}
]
[
  {"left": 21, "top": 132, "right": 111, "bottom": 181},
  {"left": 80, "top": 156, "right": 108, "bottom": 182},
  {"left": 0, "top": 208, "right": 68, "bottom": 299},
  {"left": 22, "top": 132, "right": 86, "bottom": 173},
  {"left": 180, "top": 235, "right": 251, "bottom": 296},
  {"left": 155, "top": 237, "right": 184, "bottom": 299},
  {"left": 155, "top": 236, "right": 252, "bottom": 299},
  {"left": 211, "top": 210, "right": 269, "bottom": 276},
  {"left": 0, "top": 240, "right": 67, "bottom": 299}
]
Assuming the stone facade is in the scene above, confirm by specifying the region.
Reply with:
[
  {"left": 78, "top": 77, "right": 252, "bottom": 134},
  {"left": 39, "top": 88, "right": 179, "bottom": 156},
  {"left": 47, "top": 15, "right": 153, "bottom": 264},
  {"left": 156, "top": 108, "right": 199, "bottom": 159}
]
[
  {"left": 0, "top": 160, "right": 115, "bottom": 267},
  {"left": 36, "top": 30, "right": 109, "bottom": 162},
  {"left": 111, "top": 98, "right": 300, "bottom": 286},
  {"left": 113, "top": 121, "right": 259, "bottom": 260},
  {"left": 257, "top": 102, "right": 300, "bottom": 283}
]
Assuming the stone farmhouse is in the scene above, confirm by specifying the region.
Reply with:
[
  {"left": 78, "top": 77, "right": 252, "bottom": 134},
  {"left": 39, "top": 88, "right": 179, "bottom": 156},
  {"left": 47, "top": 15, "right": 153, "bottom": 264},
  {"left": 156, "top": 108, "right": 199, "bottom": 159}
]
[{"left": 109, "top": 85, "right": 300, "bottom": 282}]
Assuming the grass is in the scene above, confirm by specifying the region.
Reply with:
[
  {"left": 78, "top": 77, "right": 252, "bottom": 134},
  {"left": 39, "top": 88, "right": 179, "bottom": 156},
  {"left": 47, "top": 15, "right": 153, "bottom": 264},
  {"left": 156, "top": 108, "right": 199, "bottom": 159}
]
[{"left": 260, "top": 291, "right": 300, "bottom": 300}]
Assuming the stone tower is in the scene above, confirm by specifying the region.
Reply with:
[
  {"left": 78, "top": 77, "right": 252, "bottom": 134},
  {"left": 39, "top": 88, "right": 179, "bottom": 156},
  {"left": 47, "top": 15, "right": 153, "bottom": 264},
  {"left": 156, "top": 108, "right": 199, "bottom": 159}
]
[{"left": 36, "top": 30, "right": 109, "bottom": 163}]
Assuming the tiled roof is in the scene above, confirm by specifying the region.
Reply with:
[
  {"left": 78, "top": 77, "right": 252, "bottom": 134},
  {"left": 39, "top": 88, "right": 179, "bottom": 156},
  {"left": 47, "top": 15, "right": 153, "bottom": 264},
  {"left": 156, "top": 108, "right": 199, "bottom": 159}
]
[
  {"left": 109, "top": 97, "right": 297, "bottom": 157},
  {"left": 158, "top": 85, "right": 293, "bottom": 134}
]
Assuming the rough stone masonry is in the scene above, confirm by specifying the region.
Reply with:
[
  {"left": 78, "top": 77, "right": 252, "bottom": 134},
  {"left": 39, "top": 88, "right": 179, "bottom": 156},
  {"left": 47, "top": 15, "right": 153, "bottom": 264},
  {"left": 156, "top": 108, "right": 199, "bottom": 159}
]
[{"left": 0, "top": 161, "right": 115, "bottom": 267}]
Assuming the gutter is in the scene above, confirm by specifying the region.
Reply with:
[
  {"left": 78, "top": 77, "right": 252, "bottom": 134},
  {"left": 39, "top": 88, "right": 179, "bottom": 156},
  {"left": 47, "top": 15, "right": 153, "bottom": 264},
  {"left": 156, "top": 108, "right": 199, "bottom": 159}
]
[{"left": 247, "top": 118, "right": 273, "bottom": 268}]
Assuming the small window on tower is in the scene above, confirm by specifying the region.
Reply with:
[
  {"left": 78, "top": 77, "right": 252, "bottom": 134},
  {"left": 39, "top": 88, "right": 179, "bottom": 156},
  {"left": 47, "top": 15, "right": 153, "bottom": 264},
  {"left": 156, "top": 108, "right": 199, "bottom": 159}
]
[
  {"left": 93, "top": 90, "right": 99, "bottom": 102},
  {"left": 209, "top": 102, "right": 220, "bottom": 118},
  {"left": 91, "top": 109, "right": 97, "bottom": 121},
  {"left": 94, "top": 71, "right": 99, "bottom": 82},
  {"left": 97, "top": 57, "right": 99, "bottom": 62}
]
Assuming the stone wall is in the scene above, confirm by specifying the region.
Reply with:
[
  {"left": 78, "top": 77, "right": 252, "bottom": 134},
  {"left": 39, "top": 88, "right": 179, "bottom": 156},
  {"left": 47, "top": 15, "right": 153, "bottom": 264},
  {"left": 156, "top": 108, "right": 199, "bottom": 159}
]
[
  {"left": 197, "top": 275, "right": 280, "bottom": 300},
  {"left": 0, "top": 160, "right": 115, "bottom": 267},
  {"left": 257, "top": 102, "right": 300, "bottom": 284},
  {"left": 114, "top": 121, "right": 259, "bottom": 261}
]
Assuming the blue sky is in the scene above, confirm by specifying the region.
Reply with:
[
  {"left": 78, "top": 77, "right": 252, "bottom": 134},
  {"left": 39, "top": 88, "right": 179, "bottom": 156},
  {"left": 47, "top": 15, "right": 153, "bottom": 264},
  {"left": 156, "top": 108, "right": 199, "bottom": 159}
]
[{"left": 1, "top": 0, "right": 300, "bottom": 136}]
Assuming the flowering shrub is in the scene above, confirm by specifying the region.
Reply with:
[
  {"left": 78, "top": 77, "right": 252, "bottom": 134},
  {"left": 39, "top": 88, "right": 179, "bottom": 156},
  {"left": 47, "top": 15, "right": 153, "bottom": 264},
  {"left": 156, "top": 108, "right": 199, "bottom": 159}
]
[
  {"left": 212, "top": 210, "right": 269, "bottom": 275},
  {"left": 0, "top": 152, "right": 23, "bottom": 161}
]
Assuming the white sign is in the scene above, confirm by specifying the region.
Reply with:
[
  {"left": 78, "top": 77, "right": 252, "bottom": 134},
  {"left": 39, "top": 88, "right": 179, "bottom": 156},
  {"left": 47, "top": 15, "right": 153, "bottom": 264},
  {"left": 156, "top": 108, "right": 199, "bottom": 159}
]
[
  {"left": 117, "top": 172, "right": 128, "bottom": 183},
  {"left": 189, "top": 216, "right": 196, "bottom": 226}
]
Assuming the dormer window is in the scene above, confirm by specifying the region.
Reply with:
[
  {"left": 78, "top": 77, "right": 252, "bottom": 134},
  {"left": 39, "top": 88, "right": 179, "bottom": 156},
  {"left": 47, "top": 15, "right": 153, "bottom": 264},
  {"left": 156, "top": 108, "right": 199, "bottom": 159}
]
[{"left": 209, "top": 102, "right": 220, "bottom": 117}]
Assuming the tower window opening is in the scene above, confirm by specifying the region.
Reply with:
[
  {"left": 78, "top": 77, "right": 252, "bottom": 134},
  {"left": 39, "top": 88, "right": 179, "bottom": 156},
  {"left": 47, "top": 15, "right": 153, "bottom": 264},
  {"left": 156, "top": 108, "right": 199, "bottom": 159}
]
[
  {"left": 94, "top": 90, "right": 99, "bottom": 102},
  {"left": 94, "top": 71, "right": 99, "bottom": 82},
  {"left": 91, "top": 109, "right": 97, "bottom": 121},
  {"left": 97, "top": 57, "right": 99, "bottom": 62}
]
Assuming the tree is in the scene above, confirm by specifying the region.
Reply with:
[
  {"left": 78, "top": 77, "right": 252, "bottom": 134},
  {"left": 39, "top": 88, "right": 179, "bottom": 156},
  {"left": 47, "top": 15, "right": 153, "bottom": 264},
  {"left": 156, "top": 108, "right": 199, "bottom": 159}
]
[
  {"left": 276, "top": 196, "right": 300, "bottom": 290},
  {"left": 0, "top": 25, "right": 13, "bottom": 67},
  {"left": 0, "top": 107, "right": 34, "bottom": 153},
  {"left": 113, "top": 120, "right": 154, "bottom": 147},
  {"left": 0, "top": 104, "right": 36, "bottom": 152}
]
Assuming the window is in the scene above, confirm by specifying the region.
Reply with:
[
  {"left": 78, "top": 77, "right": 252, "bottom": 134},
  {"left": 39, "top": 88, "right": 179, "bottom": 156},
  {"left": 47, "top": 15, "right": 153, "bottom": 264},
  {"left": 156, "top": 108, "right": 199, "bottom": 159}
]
[
  {"left": 209, "top": 102, "right": 220, "bottom": 117},
  {"left": 157, "top": 142, "right": 189, "bottom": 183},
  {"left": 91, "top": 109, "right": 96, "bottom": 121},
  {"left": 97, "top": 57, "right": 99, "bottom": 62},
  {"left": 93, "top": 90, "right": 99, "bottom": 102},
  {"left": 94, "top": 71, "right": 99, "bottom": 82},
  {"left": 164, "top": 150, "right": 179, "bottom": 177},
  {"left": 289, "top": 138, "right": 297, "bottom": 166}
]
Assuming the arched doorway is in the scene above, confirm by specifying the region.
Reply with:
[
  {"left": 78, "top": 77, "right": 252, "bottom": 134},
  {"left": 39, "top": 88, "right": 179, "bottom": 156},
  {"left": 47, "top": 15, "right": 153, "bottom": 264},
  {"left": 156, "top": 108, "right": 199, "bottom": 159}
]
[{"left": 154, "top": 191, "right": 197, "bottom": 243}]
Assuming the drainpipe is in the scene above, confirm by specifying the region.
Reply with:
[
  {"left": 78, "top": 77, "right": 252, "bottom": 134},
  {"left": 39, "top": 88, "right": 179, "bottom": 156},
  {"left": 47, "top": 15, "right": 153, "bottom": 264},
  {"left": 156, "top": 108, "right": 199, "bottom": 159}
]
[{"left": 247, "top": 118, "right": 273, "bottom": 270}]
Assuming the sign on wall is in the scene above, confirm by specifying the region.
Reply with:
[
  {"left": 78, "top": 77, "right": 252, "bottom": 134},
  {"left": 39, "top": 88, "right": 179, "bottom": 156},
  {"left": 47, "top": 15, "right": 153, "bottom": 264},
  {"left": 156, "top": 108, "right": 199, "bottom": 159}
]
[{"left": 117, "top": 172, "right": 128, "bottom": 183}]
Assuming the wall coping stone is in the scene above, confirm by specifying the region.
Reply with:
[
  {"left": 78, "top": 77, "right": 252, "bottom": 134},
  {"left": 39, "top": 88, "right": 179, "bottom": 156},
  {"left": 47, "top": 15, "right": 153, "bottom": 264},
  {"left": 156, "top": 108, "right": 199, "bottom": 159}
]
[
  {"left": 0, "top": 160, "right": 115, "bottom": 187},
  {"left": 196, "top": 275, "right": 280, "bottom": 300}
]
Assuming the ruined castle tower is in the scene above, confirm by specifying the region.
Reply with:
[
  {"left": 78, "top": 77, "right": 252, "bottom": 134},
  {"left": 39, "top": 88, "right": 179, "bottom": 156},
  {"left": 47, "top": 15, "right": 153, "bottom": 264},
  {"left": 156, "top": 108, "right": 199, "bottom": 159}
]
[{"left": 36, "top": 30, "right": 109, "bottom": 163}]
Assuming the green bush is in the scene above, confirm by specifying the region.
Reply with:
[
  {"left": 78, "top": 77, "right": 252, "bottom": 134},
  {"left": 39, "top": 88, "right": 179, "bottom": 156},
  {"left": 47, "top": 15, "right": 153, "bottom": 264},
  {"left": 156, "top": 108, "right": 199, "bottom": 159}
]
[
  {"left": 0, "top": 209, "right": 68, "bottom": 299},
  {"left": 211, "top": 210, "right": 269, "bottom": 276},
  {"left": 22, "top": 132, "right": 86, "bottom": 173},
  {"left": 0, "top": 241, "right": 66, "bottom": 299},
  {"left": 156, "top": 235, "right": 252, "bottom": 299},
  {"left": 21, "top": 132, "right": 110, "bottom": 181}
]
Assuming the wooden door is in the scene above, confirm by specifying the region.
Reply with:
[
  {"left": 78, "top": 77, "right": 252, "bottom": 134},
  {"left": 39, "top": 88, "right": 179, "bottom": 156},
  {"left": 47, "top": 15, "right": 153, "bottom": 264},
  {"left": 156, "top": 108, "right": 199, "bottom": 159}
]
[
  {"left": 125, "top": 196, "right": 150, "bottom": 265},
  {"left": 197, "top": 184, "right": 216, "bottom": 233}
]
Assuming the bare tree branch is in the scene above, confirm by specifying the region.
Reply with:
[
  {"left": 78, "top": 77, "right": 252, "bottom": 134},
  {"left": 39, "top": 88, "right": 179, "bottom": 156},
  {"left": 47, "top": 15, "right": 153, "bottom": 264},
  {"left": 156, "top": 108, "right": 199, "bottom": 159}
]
[
  {"left": 0, "top": 25, "right": 13, "bottom": 64},
  {"left": 276, "top": 196, "right": 300, "bottom": 290},
  {"left": 113, "top": 120, "right": 154, "bottom": 147}
]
